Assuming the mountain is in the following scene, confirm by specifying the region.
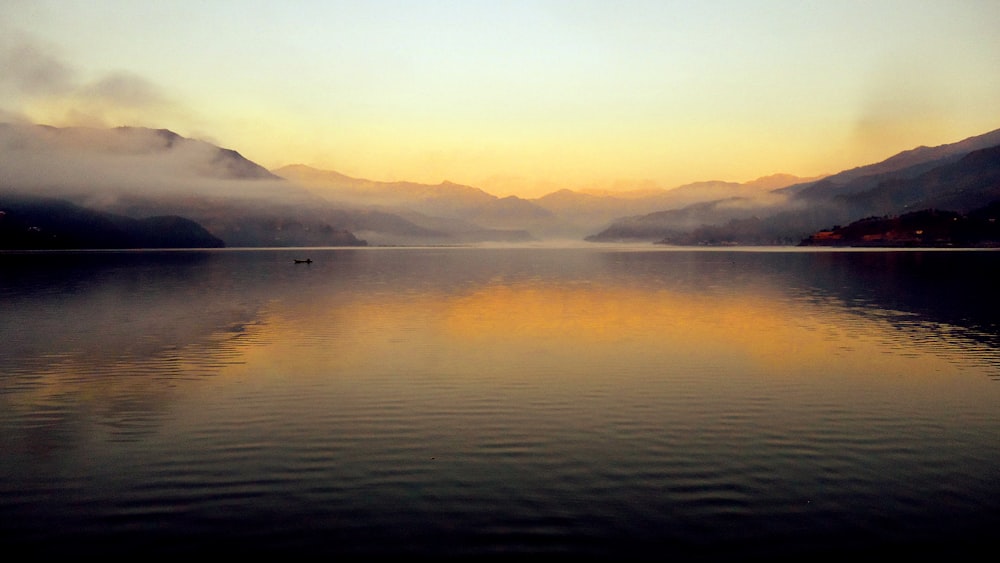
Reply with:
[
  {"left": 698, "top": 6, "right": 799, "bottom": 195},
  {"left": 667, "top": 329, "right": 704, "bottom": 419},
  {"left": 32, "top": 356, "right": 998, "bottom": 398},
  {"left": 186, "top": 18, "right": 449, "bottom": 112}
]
[
  {"left": 1, "top": 123, "right": 548, "bottom": 247},
  {"left": 783, "top": 127, "right": 1000, "bottom": 198},
  {"left": 273, "top": 164, "right": 551, "bottom": 239},
  {"left": 275, "top": 165, "right": 821, "bottom": 242},
  {"left": 587, "top": 127, "right": 1000, "bottom": 245},
  {"left": 532, "top": 176, "right": 810, "bottom": 238},
  {"left": 0, "top": 123, "right": 383, "bottom": 247},
  {"left": 799, "top": 202, "right": 1000, "bottom": 247},
  {"left": 743, "top": 173, "right": 827, "bottom": 190},
  {"left": 0, "top": 123, "right": 281, "bottom": 184},
  {"left": 0, "top": 192, "right": 224, "bottom": 249},
  {"left": 830, "top": 145, "right": 1000, "bottom": 215},
  {"left": 583, "top": 197, "right": 781, "bottom": 243},
  {"left": 7, "top": 120, "right": 999, "bottom": 248},
  {"left": 533, "top": 183, "right": 738, "bottom": 229}
]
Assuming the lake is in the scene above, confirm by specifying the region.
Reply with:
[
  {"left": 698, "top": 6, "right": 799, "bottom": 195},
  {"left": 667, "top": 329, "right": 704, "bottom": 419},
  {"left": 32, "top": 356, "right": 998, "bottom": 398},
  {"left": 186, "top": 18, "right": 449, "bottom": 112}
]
[{"left": 2, "top": 245, "right": 999, "bottom": 559}]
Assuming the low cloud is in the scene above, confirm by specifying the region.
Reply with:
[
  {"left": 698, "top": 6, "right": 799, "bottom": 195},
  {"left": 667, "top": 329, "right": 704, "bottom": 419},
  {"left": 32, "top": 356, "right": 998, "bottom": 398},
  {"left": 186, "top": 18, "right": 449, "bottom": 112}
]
[
  {"left": 0, "top": 122, "right": 302, "bottom": 208},
  {"left": 0, "top": 34, "right": 183, "bottom": 129},
  {"left": 0, "top": 37, "right": 76, "bottom": 97},
  {"left": 81, "top": 72, "right": 168, "bottom": 108}
]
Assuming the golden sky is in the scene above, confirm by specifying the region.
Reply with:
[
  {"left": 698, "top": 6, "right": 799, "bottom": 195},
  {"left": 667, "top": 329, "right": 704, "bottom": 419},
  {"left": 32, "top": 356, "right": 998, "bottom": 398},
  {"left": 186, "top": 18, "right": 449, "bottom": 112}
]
[{"left": 2, "top": 0, "right": 999, "bottom": 197}]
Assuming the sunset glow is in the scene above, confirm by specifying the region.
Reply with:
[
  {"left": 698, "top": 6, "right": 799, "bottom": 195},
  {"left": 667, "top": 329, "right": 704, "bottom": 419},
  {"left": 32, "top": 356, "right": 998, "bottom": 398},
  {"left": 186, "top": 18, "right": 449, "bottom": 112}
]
[{"left": 2, "top": 1, "right": 999, "bottom": 196}]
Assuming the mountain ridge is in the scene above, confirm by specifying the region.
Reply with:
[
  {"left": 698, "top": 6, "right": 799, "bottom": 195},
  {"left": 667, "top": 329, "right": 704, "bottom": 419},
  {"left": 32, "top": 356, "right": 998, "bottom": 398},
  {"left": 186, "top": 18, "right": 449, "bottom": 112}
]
[
  {"left": 4, "top": 120, "right": 1000, "bottom": 248},
  {"left": 275, "top": 164, "right": 816, "bottom": 239},
  {"left": 588, "top": 126, "right": 1000, "bottom": 245},
  {"left": 0, "top": 192, "right": 225, "bottom": 249}
]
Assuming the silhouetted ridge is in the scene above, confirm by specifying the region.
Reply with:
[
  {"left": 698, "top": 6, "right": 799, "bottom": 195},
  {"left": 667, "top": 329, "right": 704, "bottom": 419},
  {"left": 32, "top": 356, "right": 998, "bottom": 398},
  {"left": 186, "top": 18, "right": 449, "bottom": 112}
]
[
  {"left": 0, "top": 193, "right": 224, "bottom": 249},
  {"left": 799, "top": 201, "right": 1000, "bottom": 247}
]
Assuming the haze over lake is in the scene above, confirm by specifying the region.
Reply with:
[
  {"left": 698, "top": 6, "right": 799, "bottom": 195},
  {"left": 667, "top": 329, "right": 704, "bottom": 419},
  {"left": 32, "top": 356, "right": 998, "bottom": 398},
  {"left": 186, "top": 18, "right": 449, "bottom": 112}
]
[{"left": 2, "top": 246, "right": 998, "bottom": 558}]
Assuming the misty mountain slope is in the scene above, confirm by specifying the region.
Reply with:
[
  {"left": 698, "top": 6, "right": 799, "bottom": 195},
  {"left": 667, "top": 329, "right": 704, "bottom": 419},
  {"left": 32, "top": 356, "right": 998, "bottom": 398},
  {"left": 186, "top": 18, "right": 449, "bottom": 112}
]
[
  {"left": 741, "top": 173, "right": 827, "bottom": 190},
  {"left": 781, "top": 126, "right": 1000, "bottom": 199},
  {"left": 670, "top": 146, "right": 1000, "bottom": 247},
  {"left": 279, "top": 164, "right": 814, "bottom": 240},
  {"left": 533, "top": 177, "right": 809, "bottom": 238},
  {"left": 386, "top": 209, "right": 536, "bottom": 243},
  {"left": 0, "top": 122, "right": 322, "bottom": 210},
  {"left": 274, "top": 164, "right": 553, "bottom": 241},
  {"left": 89, "top": 192, "right": 471, "bottom": 247},
  {"left": 0, "top": 192, "right": 224, "bottom": 249},
  {"left": 0, "top": 123, "right": 428, "bottom": 246},
  {"left": 831, "top": 126, "right": 1000, "bottom": 182},
  {"left": 531, "top": 184, "right": 735, "bottom": 226},
  {"left": 656, "top": 144, "right": 1000, "bottom": 246},
  {"left": 1, "top": 123, "right": 281, "bottom": 187},
  {"left": 77, "top": 176, "right": 450, "bottom": 246},
  {"left": 588, "top": 127, "right": 1000, "bottom": 245},
  {"left": 275, "top": 164, "right": 552, "bottom": 225},
  {"left": 275, "top": 164, "right": 503, "bottom": 210},
  {"left": 6, "top": 120, "right": 999, "bottom": 248},
  {"left": 650, "top": 203, "right": 861, "bottom": 246},
  {"left": 584, "top": 197, "right": 780, "bottom": 242},
  {"left": 836, "top": 144, "right": 1000, "bottom": 216}
]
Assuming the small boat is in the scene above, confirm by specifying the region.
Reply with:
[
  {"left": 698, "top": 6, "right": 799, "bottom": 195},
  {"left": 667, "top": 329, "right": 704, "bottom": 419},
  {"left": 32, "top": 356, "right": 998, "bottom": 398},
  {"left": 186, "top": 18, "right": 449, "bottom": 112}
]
[{"left": 293, "top": 258, "right": 312, "bottom": 264}]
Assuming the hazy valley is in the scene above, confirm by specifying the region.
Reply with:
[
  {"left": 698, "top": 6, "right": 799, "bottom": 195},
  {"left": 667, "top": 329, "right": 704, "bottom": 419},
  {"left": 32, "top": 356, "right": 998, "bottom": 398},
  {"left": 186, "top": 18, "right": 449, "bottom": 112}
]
[{"left": 2, "top": 121, "right": 1000, "bottom": 249}]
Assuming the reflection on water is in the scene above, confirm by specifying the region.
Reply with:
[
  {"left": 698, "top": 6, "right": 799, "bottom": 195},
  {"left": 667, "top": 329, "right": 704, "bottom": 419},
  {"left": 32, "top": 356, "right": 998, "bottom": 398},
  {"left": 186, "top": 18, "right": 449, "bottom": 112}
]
[{"left": 1, "top": 247, "right": 999, "bottom": 558}]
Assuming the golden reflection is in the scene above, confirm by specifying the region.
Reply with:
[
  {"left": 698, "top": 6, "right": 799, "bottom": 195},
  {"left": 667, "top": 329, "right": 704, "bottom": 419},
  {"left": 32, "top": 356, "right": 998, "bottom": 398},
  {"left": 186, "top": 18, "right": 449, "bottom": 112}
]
[
  {"left": 438, "top": 284, "right": 921, "bottom": 376},
  {"left": 257, "top": 281, "right": 966, "bottom": 384},
  {"left": 2, "top": 271, "right": 977, "bottom": 437}
]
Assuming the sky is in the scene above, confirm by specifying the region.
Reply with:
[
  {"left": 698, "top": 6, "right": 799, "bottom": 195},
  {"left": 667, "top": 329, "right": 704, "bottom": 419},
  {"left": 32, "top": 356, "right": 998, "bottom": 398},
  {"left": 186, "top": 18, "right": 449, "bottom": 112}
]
[{"left": 2, "top": 0, "right": 999, "bottom": 197}]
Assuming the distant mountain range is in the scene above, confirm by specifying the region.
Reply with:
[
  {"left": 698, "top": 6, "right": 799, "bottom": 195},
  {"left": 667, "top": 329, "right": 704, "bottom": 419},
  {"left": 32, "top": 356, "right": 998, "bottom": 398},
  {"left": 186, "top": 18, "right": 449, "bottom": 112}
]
[
  {"left": 2, "top": 121, "right": 999, "bottom": 248},
  {"left": 273, "top": 165, "right": 549, "bottom": 242},
  {"left": 277, "top": 164, "right": 816, "bottom": 241},
  {"left": 588, "top": 127, "right": 1000, "bottom": 245}
]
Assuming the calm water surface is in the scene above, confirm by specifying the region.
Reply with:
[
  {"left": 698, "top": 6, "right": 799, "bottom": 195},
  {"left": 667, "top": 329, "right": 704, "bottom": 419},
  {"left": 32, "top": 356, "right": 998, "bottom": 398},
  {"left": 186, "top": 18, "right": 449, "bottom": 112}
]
[{"left": 2, "top": 246, "right": 999, "bottom": 559}]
